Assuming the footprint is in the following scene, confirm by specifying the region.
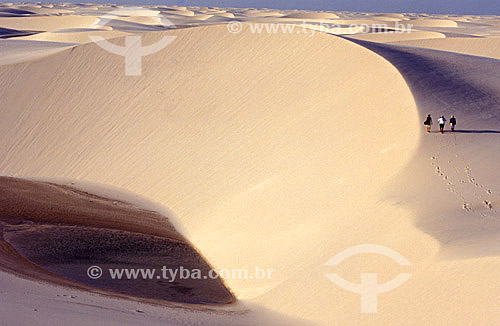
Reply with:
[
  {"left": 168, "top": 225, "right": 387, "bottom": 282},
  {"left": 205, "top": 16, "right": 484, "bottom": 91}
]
[
  {"left": 463, "top": 203, "right": 471, "bottom": 211},
  {"left": 484, "top": 200, "right": 493, "bottom": 209}
]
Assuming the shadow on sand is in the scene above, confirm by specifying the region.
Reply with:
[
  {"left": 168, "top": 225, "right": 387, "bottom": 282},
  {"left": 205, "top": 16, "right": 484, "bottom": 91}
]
[
  {"left": 450, "top": 130, "right": 500, "bottom": 134},
  {"left": 429, "top": 130, "right": 500, "bottom": 134}
]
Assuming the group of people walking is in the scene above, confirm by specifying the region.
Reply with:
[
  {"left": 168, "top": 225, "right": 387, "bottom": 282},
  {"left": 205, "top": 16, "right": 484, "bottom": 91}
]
[{"left": 424, "top": 114, "right": 457, "bottom": 134}]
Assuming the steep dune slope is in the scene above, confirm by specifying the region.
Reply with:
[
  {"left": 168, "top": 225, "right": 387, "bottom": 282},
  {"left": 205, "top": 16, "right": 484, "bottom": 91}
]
[
  {"left": 348, "top": 39, "right": 500, "bottom": 253},
  {"left": 389, "top": 37, "right": 500, "bottom": 60},
  {"left": 344, "top": 38, "right": 500, "bottom": 324},
  {"left": 0, "top": 25, "right": 421, "bottom": 324}
]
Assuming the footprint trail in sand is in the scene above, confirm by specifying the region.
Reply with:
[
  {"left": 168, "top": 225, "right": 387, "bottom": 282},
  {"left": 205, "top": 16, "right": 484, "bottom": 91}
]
[{"left": 430, "top": 135, "right": 499, "bottom": 218}]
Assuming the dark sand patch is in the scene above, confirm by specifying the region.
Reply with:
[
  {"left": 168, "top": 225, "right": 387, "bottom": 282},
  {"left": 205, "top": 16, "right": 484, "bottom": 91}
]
[{"left": 0, "top": 176, "right": 234, "bottom": 305}]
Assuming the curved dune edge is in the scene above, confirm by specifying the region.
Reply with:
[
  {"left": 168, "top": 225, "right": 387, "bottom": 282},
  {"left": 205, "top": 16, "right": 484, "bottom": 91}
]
[
  {"left": 0, "top": 176, "right": 235, "bottom": 307},
  {"left": 339, "top": 37, "right": 500, "bottom": 323},
  {"left": 345, "top": 38, "right": 500, "bottom": 254},
  {"left": 388, "top": 37, "right": 500, "bottom": 60},
  {"left": 0, "top": 39, "right": 76, "bottom": 66},
  {"left": 347, "top": 30, "right": 445, "bottom": 43}
]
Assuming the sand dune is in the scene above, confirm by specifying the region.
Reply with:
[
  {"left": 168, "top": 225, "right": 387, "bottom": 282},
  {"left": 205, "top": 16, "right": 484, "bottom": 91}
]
[
  {"left": 94, "top": 19, "right": 168, "bottom": 33},
  {"left": 350, "top": 39, "right": 500, "bottom": 258},
  {"left": 374, "top": 13, "right": 406, "bottom": 19},
  {"left": 186, "top": 14, "right": 214, "bottom": 21},
  {"left": 476, "top": 19, "right": 500, "bottom": 25},
  {"left": 0, "top": 39, "right": 75, "bottom": 65},
  {"left": 116, "top": 15, "right": 163, "bottom": 25},
  {"left": 0, "top": 7, "right": 36, "bottom": 15},
  {"left": 390, "top": 37, "right": 500, "bottom": 59},
  {"left": 213, "top": 12, "right": 235, "bottom": 18},
  {"left": 238, "top": 9, "right": 284, "bottom": 17},
  {"left": 0, "top": 23, "right": 420, "bottom": 324},
  {"left": 348, "top": 30, "right": 445, "bottom": 42},
  {"left": 2, "top": 4, "right": 500, "bottom": 326},
  {"left": 0, "top": 26, "right": 35, "bottom": 38},
  {"left": 18, "top": 29, "right": 129, "bottom": 44},
  {"left": 163, "top": 9, "right": 195, "bottom": 17},
  {"left": 283, "top": 11, "right": 339, "bottom": 19},
  {"left": 0, "top": 15, "right": 99, "bottom": 31},
  {"left": 370, "top": 16, "right": 406, "bottom": 22},
  {"left": 13, "top": 5, "right": 74, "bottom": 15},
  {"left": 409, "top": 18, "right": 459, "bottom": 27}
]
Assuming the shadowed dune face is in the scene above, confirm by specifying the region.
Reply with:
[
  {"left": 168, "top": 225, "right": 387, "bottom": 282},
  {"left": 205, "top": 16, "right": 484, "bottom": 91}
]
[
  {"left": 0, "top": 177, "right": 234, "bottom": 304},
  {"left": 388, "top": 38, "right": 500, "bottom": 60},
  {"left": 346, "top": 39, "right": 500, "bottom": 124},
  {"left": 0, "top": 27, "right": 38, "bottom": 38},
  {"left": 346, "top": 38, "right": 500, "bottom": 258},
  {"left": 0, "top": 7, "right": 36, "bottom": 15}
]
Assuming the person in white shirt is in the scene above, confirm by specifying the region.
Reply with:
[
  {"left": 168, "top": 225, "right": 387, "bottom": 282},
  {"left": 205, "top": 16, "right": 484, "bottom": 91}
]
[{"left": 438, "top": 116, "right": 446, "bottom": 134}]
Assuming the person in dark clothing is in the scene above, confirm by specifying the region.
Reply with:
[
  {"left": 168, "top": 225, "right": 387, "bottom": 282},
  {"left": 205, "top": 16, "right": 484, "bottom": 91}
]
[
  {"left": 424, "top": 114, "right": 433, "bottom": 133},
  {"left": 450, "top": 115, "right": 457, "bottom": 132}
]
